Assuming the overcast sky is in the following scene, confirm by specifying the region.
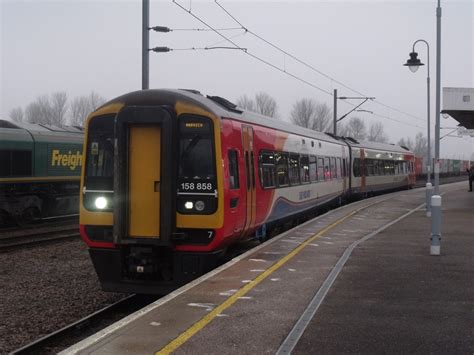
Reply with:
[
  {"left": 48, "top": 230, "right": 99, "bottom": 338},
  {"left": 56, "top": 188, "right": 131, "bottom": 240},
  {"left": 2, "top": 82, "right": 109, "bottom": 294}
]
[{"left": 1, "top": 0, "right": 473, "bottom": 159}]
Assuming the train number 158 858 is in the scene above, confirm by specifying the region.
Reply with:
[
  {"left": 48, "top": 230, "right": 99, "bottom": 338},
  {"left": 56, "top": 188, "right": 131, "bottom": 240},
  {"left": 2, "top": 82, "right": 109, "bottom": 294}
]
[{"left": 180, "top": 182, "right": 214, "bottom": 191}]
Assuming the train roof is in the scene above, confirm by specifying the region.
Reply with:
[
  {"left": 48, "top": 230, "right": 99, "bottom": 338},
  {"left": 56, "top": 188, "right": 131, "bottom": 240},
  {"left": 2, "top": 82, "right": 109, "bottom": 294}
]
[
  {"left": 340, "top": 137, "right": 413, "bottom": 155},
  {"left": 0, "top": 119, "right": 83, "bottom": 144},
  {"left": 0, "top": 119, "right": 83, "bottom": 133},
  {"left": 103, "top": 89, "right": 346, "bottom": 146},
  {"left": 101, "top": 89, "right": 413, "bottom": 155}
]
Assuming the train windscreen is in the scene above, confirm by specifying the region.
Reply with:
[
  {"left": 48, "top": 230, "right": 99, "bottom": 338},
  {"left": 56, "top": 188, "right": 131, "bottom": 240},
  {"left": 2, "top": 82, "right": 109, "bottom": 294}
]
[
  {"left": 178, "top": 115, "right": 215, "bottom": 181},
  {"left": 83, "top": 114, "right": 115, "bottom": 211},
  {"left": 177, "top": 115, "right": 217, "bottom": 214}
]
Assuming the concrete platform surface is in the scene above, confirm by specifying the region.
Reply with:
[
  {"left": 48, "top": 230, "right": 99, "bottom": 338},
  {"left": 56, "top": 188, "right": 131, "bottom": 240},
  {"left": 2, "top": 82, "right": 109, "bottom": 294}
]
[{"left": 62, "top": 182, "right": 473, "bottom": 354}]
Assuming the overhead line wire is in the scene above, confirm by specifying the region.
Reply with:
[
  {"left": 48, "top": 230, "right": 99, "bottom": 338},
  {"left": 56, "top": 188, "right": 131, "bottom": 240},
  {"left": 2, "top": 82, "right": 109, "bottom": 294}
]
[
  {"left": 372, "top": 112, "right": 425, "bottom": 129},
  {"left": 171, "top": 26, "right": 242, "bottom": 31},
  {"left": 172, "top": 0, "right": 425, "bottom": 130},
  {"left": 173, "top": 0, "right": 332, "bottom": 96},
  {"left": 214, "top": 0, "right": 426, "bottom": 124}
]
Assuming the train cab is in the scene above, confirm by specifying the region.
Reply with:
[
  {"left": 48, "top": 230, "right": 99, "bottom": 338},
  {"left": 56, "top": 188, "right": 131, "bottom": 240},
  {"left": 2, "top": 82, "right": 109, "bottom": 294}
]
[{"left": 80, "top": 90, "right": 226, "bottom": 294}]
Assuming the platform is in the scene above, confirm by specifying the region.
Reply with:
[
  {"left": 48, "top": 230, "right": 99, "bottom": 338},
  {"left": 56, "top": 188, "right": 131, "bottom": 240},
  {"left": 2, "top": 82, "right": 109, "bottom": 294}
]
[{"left": 62, "top": 182, "right": 473, "bottom": 354}]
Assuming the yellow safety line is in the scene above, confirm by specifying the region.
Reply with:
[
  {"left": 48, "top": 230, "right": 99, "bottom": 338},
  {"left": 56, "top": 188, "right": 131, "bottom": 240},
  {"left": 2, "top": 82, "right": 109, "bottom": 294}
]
[{"left": 156, "top": 204, "right": 371, "bottom": 355}]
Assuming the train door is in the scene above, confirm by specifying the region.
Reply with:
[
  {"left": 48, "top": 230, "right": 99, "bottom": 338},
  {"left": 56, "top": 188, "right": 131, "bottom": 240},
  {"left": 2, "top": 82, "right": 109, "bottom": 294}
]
[
  {"left": 341, "top": 146, "right": 347, "bottom": 193},
  {"left": 241, "top": 125, "right": 256, "bottom": 235},
  {"left": 128, "top": 125, "right": 160, "bottom": 238},
  {"left": 360, "top": 148, "right": 366, "bottom": 192},
  {"left": 113, "top": 106, "right": 175, "bottom": 245}
]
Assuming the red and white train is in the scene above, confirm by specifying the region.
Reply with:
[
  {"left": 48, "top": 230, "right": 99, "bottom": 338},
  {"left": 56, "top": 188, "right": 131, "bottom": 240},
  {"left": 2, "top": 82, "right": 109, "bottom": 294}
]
[{"left": 80, "top": 89, "right": 415, "bottom": 294}]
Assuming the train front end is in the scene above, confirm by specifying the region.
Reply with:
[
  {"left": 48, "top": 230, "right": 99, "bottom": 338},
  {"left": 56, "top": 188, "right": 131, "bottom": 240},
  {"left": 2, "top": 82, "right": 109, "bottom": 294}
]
[{"left": 79, "top": 91, "right": 224, "bottom": 294}]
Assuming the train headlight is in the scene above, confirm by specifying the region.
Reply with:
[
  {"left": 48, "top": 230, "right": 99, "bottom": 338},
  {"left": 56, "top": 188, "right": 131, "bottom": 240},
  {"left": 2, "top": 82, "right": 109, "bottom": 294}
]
[
  {"left": 195, "top": 200, "right": 205, "bottom": 211},
  {"left": 95, "top": 196, "right": 108, "bottom": 209},
  {"left": 184, "top": 201, "right": 194, "bottom": 210}
]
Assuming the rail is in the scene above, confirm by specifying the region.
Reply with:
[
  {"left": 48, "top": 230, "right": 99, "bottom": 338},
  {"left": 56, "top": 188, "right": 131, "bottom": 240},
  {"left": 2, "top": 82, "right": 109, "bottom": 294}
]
[{"left": 10, "top": 294, "right": 158, "bottom": 354}]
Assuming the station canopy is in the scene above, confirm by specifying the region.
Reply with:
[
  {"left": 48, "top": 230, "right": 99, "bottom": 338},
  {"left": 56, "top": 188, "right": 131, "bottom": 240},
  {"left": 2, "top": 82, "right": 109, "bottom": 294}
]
[{"left": 442, "top": 87, "right": 474, "bottom": 136}]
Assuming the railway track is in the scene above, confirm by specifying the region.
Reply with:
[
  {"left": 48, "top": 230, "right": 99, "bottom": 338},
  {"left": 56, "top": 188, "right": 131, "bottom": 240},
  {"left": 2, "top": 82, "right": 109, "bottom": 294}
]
[
  {"left": 0, "top": 214, "right": 78, "bottom": 231},
  {"left": 0, "top": 225, "right": 80, "bottom": 252},
  {"left": 11, "top": 294, "right": 158, "bottom": 354}
]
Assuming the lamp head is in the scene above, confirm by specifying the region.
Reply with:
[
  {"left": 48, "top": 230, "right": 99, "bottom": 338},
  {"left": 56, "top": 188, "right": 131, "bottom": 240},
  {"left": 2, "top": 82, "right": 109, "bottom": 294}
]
[{"left": 404, "top": 51, "right": 424, "bottom": 73}]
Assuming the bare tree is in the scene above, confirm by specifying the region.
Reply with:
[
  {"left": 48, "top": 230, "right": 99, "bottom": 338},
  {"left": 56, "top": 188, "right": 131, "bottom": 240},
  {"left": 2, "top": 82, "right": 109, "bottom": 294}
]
[
  {"left": 413, "top": 132, "right": 428, "bottom": 156},
  {"left": 312, "top": 102, "right": 332, "bottom": 132},
  {"left": 236, "top": 92, "right": 278, "bottom": 118},
  {"left": 337, "top": 122, "right": 350, "bottom": 137},
  {"left": 9, "top": 107, "right": 24, "bottom": 122},
  {"left": 345, "top": 117, "right": 367, "bottom": 140},
  {"left": 50, "top": 91, "right": 68, "bottom": 126},
  {"left": 255, "top": 92, "right": 278, "bottom": 118},
  {"left": 398, "top": 133, "right": 427, "bottom": 156},
  {"left": 88, "top": 91, "right": 106, "bottom": 111},
  {"left": 290, "top": 98, "right": 332, "bottom": 132},
  {"left": 70, "top": 97, "right": 90, "bottom": 126},
  {"left": 367, "top": 122, "right": 389, "bottom": 143},
  {"left": 236, "top": 95, "right": 256, "bottom": 112},
  {"left": 25, "top": 93, "right": 67, "bottom": 126},
  {"left": 69, "top": 91, "right": 106, "bottom": 126},
  {"left": 290, "top": 98, "right": 315, "bottom": 129},
  {"left": 12, "top": 91, "right": 106, "bottom": 127},
  {"left": 25, "top": 95, "right": 51, "bottom": 124},
  {"left": 398, "top": 137, "right": 414, "bottom": 150}
]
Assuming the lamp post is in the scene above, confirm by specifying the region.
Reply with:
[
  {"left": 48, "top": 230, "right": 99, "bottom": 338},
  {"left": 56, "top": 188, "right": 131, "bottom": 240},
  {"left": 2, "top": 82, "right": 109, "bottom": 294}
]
[
  {"left": 404, "top": 40, "right": 432, "bottom": 217},
  {"left": 430, "top": 0, "right": 442, "bottom": 256},
  {"left": 142, "top": 0, "right": 149, "bottom": 90},
  {"left": 404, "top": 0, "right": 442, "bottom": 256}
]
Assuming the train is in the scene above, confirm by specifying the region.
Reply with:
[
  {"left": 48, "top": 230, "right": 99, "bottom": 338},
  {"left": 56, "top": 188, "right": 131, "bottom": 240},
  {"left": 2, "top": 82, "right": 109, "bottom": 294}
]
[
  {"left": 0, "top": 120, "right": 83, "bottom": 226},
  {"left": 414, "top": 156, "right": 471, "bottom": 178},
  {"left": 79, "top": 89, "right": 418, "bottom": 294}
]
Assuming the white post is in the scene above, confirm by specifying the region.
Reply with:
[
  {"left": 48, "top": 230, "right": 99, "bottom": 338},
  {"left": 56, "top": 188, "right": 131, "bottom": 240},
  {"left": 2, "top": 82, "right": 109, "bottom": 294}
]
[
  {"left": 425, "top": 182, "right": 432, "bottom": 217},
  {"left": 430, "top": 195, "right": 442, "bottom": 255}
]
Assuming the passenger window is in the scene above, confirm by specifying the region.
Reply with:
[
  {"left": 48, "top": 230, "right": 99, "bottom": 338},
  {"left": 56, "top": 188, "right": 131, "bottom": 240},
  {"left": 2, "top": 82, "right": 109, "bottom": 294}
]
[
  {"left": 228, "top": 150, "right": 239, "bottom": 190},
  {"left": 259, "top": 151, "right": 276, "bottom": 189},
  {"left": 275, "top": 152, "right": 289, "bottom": 187},
  {"left": 366, "top": 159, "right": 373, "bottom": 176},
  {"left": 353, "top": 158, "right": 361, "bottom": 177},
  {"left": 318, "top": 157, "right": 325, "bottom": 181},
  {"left": 289, "top": 154, "right": 300, "bottom": 185},
  {"left": 300, "top": 155, "right": 310, "bottom": 183},
  {"left": 309, "top": 155, "right": 317, "bottom": 182},
  {"left": 336, "top": 158, "right": 342, "bottom": 178},
  {"left": 330, "top": 157, "right": 337, "bottom": 179},
  {"left": 324, "top": 157, "right": 331, "bottom": 180},
  {"left": 380, "top": 160, "right": 384, "bottom": 175}
]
